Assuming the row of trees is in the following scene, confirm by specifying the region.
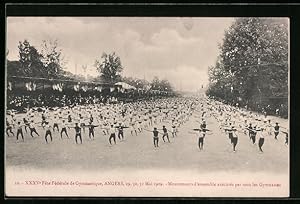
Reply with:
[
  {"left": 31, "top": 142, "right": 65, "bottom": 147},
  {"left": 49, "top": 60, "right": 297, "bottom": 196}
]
[
  {"left": 7, "top": 40, "right": 69, "bottom": 79},
  {"left": 206, "top": 18, "right": 288, "bottom": 117},
  {"left": 7, "top": 40, "right": 176, "bottom": 94},
  {"left": 122, "top": 76, "right": 173, "bottom": 92},
  {"left": 93, "top": 52, "right": 174, "bottom": 92}
]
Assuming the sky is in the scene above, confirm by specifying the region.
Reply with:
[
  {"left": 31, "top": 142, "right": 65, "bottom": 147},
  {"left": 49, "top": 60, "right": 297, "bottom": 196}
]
[{"left": 6, "top": 17, "right": 234, "bottom": 92}]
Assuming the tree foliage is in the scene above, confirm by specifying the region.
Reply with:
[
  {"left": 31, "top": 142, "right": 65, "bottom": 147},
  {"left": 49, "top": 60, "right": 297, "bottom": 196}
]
[
  {"left": 17, "top": 39, "right": 45, "bottom": 77},
  {"left": 150, "top": 76, "right": 173, "bottom": 92},
  {"left": 121, "top": 76, "right": 174, "bottom": 93},
  {"left": 7, "top": 39, "right": 67, "bottom": 78},
  {"left": 122, "top": 77, "right": 150, "bottom": 89},
  {"left": 40, "top": 39, "right": 66, "bottom": 77},
  {"left": 207, "top": 18, "right": 288, "bottom": 117},
  {"left": 94, "top": 52, "right": 123, "bottom": 83}
]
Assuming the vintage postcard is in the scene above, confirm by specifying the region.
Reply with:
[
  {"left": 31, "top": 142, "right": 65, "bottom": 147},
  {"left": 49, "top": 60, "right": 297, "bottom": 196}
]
[{"left": 5, "top": 16, "right": 289, "bottom": 197}]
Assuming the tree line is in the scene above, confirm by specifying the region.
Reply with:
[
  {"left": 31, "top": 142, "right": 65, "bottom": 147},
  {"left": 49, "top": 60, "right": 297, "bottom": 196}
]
[
  {"left": 206, "top": 18, "right": 288, "bottom": 118},
  {"left": 6, "top": 39, "right": 175, "bottom": 93}
]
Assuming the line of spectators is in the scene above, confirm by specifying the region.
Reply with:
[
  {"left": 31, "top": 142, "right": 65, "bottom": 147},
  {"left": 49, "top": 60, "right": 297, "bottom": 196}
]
[{"left": 6, "top": 89, "right": 175, "bottom": 112}]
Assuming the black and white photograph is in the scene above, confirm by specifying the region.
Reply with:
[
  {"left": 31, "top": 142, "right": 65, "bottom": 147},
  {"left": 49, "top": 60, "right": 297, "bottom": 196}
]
[{"left": 5, "top": 16, "right": 289, "bottom": 197}]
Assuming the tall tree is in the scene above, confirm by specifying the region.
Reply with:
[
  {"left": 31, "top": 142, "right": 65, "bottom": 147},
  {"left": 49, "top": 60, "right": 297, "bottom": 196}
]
[
  {"left": 94, "top": 52, "right": 123, "bottom": 83},
  {"left": 18, "top": 39, "right": 44, "bottom": 77},
  {"left": 207, "top": 18, "right": 288, "bottom": 114},
  {"left": 40, "top": 39, "right": 67, "bottom": 78},
  {"left": 160, "top": 79, "right": 173, "bottom": 91},
  {"left": 150, "top": 76, "right": 174, "bottom": 92},
  {"left": 150, "top": 76, "right": 161, "bottom": 90}
]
